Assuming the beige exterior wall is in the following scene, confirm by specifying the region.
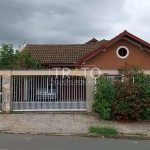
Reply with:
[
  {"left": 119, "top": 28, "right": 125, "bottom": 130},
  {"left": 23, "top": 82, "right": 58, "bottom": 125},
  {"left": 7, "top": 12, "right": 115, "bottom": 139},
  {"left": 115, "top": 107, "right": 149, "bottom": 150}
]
[
  {"left": 1, "top": 69, "right": 150, "bottom": 76},
  {"left": 0, "top": 70, "right": 86, "bottom": 76}
]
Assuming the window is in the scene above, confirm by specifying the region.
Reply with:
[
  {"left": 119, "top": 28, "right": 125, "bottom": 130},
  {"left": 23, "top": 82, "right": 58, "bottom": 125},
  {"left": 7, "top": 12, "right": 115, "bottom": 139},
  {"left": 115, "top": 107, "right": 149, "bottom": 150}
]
[
  {"left": 104, "top": 75, "right": 122, "bottom": 83},
  {"left": 116, "top": 46, "right": 129, "bottom": 59}
]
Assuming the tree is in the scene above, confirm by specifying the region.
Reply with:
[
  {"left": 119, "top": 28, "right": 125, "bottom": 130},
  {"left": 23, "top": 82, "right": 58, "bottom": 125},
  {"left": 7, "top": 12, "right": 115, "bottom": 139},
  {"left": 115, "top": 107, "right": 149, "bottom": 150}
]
[
  {"left": 0, "top": 44, "right": 45, "bottom": 69},
  {"left": 0, "top": 44, "right": 17, "bottom": 69}
]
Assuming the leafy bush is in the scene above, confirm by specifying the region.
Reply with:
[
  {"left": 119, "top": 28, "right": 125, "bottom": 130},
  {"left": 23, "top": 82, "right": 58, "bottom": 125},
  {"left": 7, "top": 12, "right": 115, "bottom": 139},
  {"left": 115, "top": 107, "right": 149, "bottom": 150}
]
[
  {"left": 93, "top": 65, "right": 150, "bottom": 121},
  {"left": 113, "top": 67, "right": 150, "bottom": 120},
  {"left": 113, "top": 82, "right": 141, "bottom": 120},
  {"left": 92, "top": 99, "right": 112, "bottom": 120},
  {"left": 92, "top": 76, "right": 116, "bottom": 120},
  {"left": 113, "top": 80, "right": 150, "bottom": 120}
]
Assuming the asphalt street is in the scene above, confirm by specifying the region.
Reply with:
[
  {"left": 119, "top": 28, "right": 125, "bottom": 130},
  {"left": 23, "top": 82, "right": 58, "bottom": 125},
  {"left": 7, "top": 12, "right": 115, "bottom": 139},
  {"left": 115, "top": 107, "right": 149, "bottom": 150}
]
[{"left": 0, "top": 133, "right": 149, "bottom": 150}]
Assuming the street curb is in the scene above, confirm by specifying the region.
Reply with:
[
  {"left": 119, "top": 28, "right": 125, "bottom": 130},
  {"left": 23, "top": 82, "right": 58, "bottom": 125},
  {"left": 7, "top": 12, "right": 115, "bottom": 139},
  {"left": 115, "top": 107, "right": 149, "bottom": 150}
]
[
  {"left": 0, "top": 130, "right": 150, "bottom": 140},
  {"left": 83, "top": 133, "right": 150, "bottom": 140}
]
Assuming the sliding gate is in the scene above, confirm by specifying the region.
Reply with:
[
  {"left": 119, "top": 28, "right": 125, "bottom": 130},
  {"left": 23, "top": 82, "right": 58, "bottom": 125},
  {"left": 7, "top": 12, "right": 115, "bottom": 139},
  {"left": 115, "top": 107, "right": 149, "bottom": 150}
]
[{"left": 11, "top": 76, "right": 86, "bottom": 111}]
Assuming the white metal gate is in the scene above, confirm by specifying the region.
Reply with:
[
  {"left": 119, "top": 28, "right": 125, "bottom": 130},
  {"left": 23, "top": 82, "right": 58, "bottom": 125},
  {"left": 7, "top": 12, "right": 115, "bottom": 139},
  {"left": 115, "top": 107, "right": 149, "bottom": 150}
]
[{"left": 11, "top": 76, "right": 86, "bottom": 111}]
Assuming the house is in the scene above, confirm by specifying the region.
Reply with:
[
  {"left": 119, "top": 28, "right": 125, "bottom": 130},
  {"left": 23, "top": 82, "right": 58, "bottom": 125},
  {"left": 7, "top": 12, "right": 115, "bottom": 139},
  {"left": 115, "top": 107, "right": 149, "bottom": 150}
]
[
  {"left": 1, "top": 30, "right": 150, "bottom": 113},
  {"left": 22, "top": 30, "right": 150, "bottom": 70}
]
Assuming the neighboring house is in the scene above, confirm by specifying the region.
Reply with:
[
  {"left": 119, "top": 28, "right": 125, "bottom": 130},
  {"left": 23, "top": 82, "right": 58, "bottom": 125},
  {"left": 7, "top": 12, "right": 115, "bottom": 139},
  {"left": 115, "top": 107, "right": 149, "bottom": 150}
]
[{"left": 1, "top": 30, "right": 150, "bottom": 113}]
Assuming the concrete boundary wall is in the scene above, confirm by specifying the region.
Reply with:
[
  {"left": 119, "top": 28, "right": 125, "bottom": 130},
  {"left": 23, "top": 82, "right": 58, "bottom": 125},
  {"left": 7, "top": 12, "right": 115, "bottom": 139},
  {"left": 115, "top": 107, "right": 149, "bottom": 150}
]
[
  {"left": 1, "top": 69, "right": 149, "bottom": 113},
  {"left": 1, "top": 69, "right": 94, "bottom": 113}
]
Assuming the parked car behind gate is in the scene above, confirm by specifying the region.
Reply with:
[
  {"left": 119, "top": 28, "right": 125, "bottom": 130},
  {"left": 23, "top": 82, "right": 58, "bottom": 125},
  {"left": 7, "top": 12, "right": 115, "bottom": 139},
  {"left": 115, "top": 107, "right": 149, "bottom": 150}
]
[{"left": 36, "top": 77, "right": 57, "bottom": 101}]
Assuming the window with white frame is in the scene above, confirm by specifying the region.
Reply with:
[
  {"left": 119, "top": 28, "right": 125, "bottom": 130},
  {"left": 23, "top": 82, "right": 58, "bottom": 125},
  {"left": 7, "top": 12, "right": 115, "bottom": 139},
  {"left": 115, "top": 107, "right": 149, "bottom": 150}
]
[{"left": 116, "top": 46, "right": 129, "bottom": 59}]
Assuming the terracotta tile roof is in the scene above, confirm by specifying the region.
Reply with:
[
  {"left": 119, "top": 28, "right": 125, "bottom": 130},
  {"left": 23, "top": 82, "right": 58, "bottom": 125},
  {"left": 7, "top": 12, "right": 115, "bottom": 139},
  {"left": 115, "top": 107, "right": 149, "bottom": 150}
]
[
  {"left": 23, "top": 39, "right": 108, "bottom": 64},
  {"left": 85, "top": 38, "right": 99, "bottom": 44}
]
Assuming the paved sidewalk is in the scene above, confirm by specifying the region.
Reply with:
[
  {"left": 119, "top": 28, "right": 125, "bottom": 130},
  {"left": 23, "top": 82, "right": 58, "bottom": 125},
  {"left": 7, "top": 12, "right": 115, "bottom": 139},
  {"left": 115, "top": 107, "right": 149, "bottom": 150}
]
[{"left": 0, "top": 113, "right": 150, "bottom": 135}]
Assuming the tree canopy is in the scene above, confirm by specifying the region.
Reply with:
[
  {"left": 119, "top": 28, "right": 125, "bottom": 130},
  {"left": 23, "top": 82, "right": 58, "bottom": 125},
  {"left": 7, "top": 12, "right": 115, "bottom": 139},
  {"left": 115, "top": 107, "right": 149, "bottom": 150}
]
[{"left": 0, "top": 44, "right": 44, "bottom": 69}]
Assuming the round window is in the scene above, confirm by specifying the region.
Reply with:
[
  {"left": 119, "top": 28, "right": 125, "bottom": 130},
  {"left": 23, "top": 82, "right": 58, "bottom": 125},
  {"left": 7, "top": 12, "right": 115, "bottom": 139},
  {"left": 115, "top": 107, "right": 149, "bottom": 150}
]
[{"left": 116, "top": 46, "right": 129, "bottom": 59}]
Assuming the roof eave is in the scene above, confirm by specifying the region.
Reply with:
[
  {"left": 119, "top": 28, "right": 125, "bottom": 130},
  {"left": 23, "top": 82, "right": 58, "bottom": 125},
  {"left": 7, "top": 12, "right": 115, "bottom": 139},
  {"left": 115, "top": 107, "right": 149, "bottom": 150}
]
[{"left": 40, "top": 63, "right": 75, "bottom": 66}]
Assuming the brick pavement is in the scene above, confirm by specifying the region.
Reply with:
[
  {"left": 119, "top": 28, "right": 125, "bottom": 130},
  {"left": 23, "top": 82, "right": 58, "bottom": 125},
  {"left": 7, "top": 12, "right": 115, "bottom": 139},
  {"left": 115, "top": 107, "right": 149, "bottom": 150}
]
[{"left": 0, "top": 113, "right": 150, "bottom": 135}]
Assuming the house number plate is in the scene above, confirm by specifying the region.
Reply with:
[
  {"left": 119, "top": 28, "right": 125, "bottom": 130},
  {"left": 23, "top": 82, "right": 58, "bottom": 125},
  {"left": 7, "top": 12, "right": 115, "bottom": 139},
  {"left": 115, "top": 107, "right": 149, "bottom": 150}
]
[{"left": 3, "top": 78, "right": 9, "bottom": 85}]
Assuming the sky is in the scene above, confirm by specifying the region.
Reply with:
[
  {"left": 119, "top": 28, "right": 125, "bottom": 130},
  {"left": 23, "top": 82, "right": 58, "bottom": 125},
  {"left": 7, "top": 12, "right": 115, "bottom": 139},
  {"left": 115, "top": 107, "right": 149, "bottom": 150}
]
[{"left": 0, "top": 0, "right": 150, "bottom": 48}]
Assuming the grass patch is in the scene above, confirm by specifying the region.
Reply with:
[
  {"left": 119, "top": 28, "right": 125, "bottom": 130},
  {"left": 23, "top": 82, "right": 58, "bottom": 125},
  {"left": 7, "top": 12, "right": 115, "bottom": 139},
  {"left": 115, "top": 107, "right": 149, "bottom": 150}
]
[
  {"left": 89, "top": 126, "right": 118, "bottom": 135},
  {"left": 134, "top": 133, "right": 145, "bottom": 136}
]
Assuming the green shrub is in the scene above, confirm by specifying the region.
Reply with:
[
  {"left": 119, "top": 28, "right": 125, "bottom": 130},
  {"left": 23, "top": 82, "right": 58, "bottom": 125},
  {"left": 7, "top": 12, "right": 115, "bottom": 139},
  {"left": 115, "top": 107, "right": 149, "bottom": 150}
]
[
  {"left": 93, "top": 65, "right": 150, "bottom": 121},
  {"left": 92, "top": 99, "right": 112, "bottom": 120},
  {"left": 113, "top": 72, "right": 150, "bottom": 120},
  {"left": 92, "top": 76, "right": 116, "bottom": 120},
  {"left": 113, "top": 82, "right": 141, "bottom": 120}
]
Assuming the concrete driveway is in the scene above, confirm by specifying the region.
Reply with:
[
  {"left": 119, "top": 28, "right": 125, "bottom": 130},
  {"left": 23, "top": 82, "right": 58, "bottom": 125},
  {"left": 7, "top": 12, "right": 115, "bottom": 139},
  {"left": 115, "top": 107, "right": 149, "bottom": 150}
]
[{"left": 0, "top": 113, "right": 150, "bottom": 135}]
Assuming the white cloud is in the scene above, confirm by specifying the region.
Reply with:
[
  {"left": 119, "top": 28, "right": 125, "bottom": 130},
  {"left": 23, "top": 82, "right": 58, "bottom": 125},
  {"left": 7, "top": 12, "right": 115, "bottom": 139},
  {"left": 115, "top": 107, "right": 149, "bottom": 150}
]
[{"left": 111, "top": 0, "right": 150, "bottom": 42}]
